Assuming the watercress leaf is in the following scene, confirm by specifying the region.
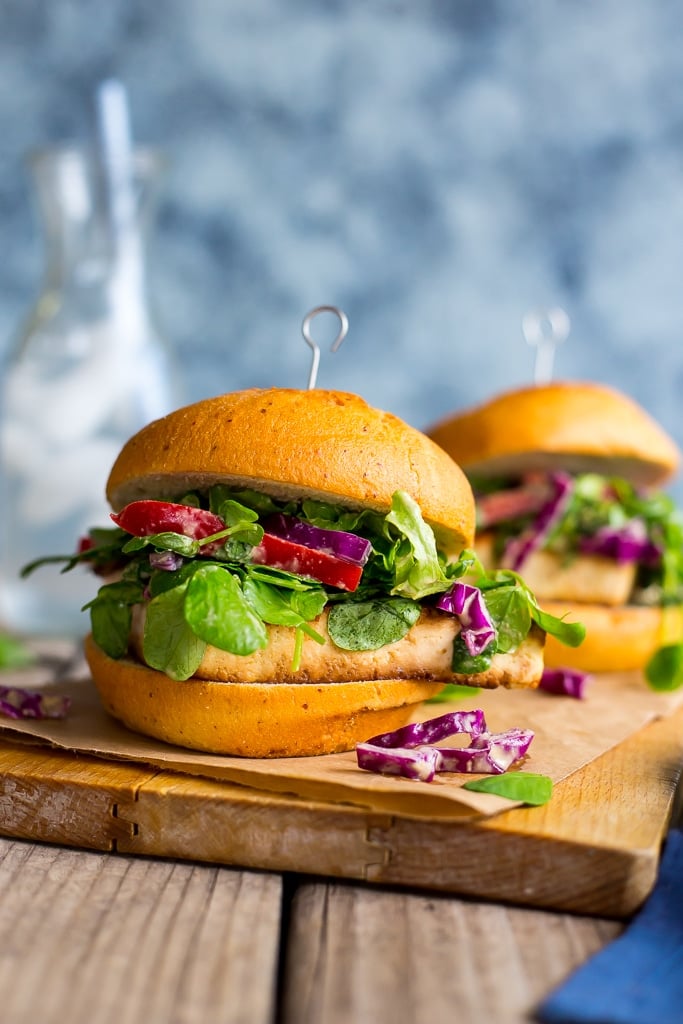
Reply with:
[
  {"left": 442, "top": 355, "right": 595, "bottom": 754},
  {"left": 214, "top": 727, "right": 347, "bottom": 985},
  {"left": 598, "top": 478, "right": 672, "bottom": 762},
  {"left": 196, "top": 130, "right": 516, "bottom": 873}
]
[
  {"left": 216, "top": 499, "right": 259, "bottom": 527},
  {"left": 645, "top": 644, "right": 683, "bottom": 691},
  {"left": 143, "top": 584, "right": 206, "bottom": 681},
  {"left": 427, "top": 684, "right": 481, "bottom": 704},
  {"left": 327, "top": 597, "right": 421, "bottom": 651},
  {"left": 482, "top": 585, "right": 531, "bottom": 653},
  {"left": 185, "top": 565, "right": 268, "bottom": 655},
  {"left": 215, "top": 487, "right": 279, "bottom": 517},
  {"left": 245, "top": 564, "right": 323, "bottom": 591},
  {"left": 151, "top": 532, "right": 200, "bottom": 556},
  {"left": 86, "top": 580, "right": 144, "bottom": 659},
  {"left": 444, "top": 548, "right": 481, "bottom": 581},
  {"left": 122, "top": 536, "right": 149, "bottom": 553},
  {"left": 243, "top": 578, "right": 327, "bottom": 628},
  {"left": 479, "top": 568, "right": 586, "bottom": 649},
  {"left": 291, "top": 587, "right": 327, "bottom": 621},
  {"left": 213, "top": 537, "right": 258, "bottom": 563},
  {"left": 21, "top": 526, "right": 127, "bottom": 577},
  {"left": 462, "top": 773, "right": 553, "bottom": 806},
  {"left": 148, "top": 560, "right": 203, "bottom": 597},
  {"left": 208, "top": 485, "right": 238, "bottom": 515},
  {"left": 451, "top": 634, "right": 493, "bottom": 674},
  {"left": 243, "top": 578, "right": 305, "bottom": 627},
  {"left": 20, "top": 552, "right": 80, "bottom": 577},
  {"left": 90, "top": 601, "right": 132, "bottom": 660},
  {"left": 204, "top": 499, "right": 263, "bottom": 548},
  {"left": 531, "top": 606, "right": 586, "bottom": 648},
  {"left": 235, "top": 523, "right": 264, "bottom": 546},
  {"left": 123, "top": 532, "right": 199, "bottom": 557},
  {"left": 82, "top": 579, "right": 144, "bottom": 612}
]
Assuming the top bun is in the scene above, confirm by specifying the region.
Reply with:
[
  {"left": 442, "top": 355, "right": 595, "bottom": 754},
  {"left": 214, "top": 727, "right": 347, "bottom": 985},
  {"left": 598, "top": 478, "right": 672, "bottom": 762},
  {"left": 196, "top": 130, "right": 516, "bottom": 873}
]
[
  {"left": 427, "top": 381, "right": 680, "bottom": 488},
  {"left": 107, "top": 387, "right": 475, "bottom": 555}
]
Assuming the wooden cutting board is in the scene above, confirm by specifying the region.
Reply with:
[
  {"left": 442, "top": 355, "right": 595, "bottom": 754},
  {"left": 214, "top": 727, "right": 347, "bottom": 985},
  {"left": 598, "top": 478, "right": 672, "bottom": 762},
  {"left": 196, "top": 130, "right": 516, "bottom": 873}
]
[{"left": 1, "top": 698, "right": 682, "bottom": 919}]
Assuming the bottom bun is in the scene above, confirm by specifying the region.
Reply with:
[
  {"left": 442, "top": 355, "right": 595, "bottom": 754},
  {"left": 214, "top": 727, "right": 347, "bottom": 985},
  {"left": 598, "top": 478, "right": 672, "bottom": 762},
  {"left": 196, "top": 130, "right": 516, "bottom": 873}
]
[
  {"left": 542, "top": 601, "right": 683, "bottom": 673},
  {"left": 84, "top": 634, "right": 445, "bottom": 757}
]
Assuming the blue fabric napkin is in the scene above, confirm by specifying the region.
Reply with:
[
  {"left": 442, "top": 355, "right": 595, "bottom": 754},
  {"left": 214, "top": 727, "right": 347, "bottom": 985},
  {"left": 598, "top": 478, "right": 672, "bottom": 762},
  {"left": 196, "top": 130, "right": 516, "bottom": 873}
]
[{"left": 536, "top": 827, "right": 683, "bottom": 1024}]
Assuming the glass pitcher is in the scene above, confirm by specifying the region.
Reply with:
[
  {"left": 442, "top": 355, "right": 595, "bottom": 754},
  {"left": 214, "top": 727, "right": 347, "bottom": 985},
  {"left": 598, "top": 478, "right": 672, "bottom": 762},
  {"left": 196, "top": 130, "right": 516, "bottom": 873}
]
[{"left": 0, "top": 145, "right": 180, "bottom": 636}]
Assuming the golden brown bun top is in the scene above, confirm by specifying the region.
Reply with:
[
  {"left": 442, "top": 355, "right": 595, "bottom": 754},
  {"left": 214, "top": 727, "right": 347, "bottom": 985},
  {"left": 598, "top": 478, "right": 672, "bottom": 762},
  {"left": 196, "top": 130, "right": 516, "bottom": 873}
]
[
  {"left": 107, "top": 388, "right": 475, "bottom": 554},
  {"left": 427, "top": 381, "right": 680, "bottom": 488}
]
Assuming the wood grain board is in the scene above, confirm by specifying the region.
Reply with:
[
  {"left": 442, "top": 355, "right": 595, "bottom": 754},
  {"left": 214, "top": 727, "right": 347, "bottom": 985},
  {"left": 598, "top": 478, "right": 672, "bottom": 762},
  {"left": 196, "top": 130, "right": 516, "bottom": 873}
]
[
  {"left": 0, "top": 837, "right": 282, "bottom": 1024},
  {"left": 0, "top": 836, "right": 623, "bottom": 1024},
  {"left": 2, "top": 697, "right": 683, "bottom": 919}
]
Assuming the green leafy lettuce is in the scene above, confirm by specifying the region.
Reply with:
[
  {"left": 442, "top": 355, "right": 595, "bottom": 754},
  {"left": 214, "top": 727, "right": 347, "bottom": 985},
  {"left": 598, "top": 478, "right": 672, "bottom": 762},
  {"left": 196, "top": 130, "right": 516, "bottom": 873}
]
[{"left": 25, "top": 486, "right": 584, "bottom": 678}]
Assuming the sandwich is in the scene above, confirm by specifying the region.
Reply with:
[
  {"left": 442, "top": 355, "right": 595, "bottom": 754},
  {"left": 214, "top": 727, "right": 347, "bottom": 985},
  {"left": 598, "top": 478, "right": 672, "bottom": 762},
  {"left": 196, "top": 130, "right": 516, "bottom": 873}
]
[
  {"left": 29, "top": 387, "right": 582, "bottom": 756},
  {"left": 427, "top": 380, "right": 683, "bottom": 677}
]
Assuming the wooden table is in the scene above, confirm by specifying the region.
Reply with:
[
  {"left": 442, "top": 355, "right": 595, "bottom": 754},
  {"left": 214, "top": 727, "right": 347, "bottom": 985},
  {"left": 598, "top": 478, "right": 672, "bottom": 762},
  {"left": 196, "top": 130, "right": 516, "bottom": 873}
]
[
  {"left": 5, "top": 637, "right": 678, "bottom": 1024},
  {"left": 0, "top": 835, "right": 622, "bottom": 1024}
]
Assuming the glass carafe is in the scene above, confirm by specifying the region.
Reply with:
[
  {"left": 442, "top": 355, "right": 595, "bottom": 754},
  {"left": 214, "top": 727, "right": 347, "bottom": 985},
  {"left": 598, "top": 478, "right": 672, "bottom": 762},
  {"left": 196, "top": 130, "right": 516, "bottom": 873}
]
[{"left": 0, "top": 146, "right": 180, "bottom": 636}]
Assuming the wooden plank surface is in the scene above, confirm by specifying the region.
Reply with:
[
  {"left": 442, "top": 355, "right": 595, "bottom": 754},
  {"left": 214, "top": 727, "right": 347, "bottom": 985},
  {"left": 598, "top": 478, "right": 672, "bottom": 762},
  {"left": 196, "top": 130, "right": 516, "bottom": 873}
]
[
  {"left": 281, "top": 882, "right": 622, "bottom": 1024},
  {"left": 0, "top": 690, "right": 682, "bottom": 916},
  {"left": 0, "top": 835, "right": 625, "bottom": 1024},
  {"left": 0, "top": 837, "right": 282, "bottom": 1024}
]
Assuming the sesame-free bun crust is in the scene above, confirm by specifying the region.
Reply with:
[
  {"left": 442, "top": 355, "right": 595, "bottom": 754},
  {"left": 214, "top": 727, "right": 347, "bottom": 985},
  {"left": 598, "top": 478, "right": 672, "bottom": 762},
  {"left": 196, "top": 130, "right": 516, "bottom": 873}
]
[
  {"left": 428, "top": 381, "right": 680, "bottom": 488},
  {"left": 542, "top": 600, "right": 683, "bottom": 673},
  {"left": 107, "top": 388, "right": 475, "bottom": 554},
  {"left": 84, "top": 634, "right": 443, "bottom": 757}
]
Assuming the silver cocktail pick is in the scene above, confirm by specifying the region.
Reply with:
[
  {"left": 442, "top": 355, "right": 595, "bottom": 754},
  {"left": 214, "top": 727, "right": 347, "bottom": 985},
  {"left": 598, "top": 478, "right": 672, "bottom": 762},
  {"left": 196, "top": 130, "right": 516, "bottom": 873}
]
[
  {"left": 302, "top": 305, "right": 349, "bottom": 389},
  {"left": 522, "top": 306, "right": 570, "bottom": 385}
]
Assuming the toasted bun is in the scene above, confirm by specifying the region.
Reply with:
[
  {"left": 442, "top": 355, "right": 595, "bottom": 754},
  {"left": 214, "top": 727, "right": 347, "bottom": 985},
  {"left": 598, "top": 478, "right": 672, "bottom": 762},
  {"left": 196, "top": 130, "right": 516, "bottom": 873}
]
[
  {"left": 427, "top": 381, "right": 680, "bottom": 487},
  {"left": 107, "top": 387, "right": 475, "bottom": 555},
  {"left": 542, "top": 600, "right": 683, "bottom": 673},
  {"left": 84, "top": 634, "right": 443, "bottom": 757}
]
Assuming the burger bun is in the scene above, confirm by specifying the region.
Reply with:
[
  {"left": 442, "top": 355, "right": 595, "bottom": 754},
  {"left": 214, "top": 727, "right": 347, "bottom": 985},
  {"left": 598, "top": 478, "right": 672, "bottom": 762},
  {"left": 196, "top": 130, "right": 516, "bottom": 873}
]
[{"left": 427, "top": 381, "right": 680, "bottom": 488}]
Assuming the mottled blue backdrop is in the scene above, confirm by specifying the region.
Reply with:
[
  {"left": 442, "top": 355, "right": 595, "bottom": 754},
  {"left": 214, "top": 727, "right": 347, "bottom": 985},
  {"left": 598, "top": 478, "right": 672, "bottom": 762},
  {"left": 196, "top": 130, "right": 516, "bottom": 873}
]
[{"left": 2, "top": 1, "right": 683, "bottom": 488}]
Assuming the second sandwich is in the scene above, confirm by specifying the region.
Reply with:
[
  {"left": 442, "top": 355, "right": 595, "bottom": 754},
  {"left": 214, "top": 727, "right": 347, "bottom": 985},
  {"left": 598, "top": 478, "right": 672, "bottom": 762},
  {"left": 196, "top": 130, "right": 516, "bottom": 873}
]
[{"left": 428, "top": 380, "right": 683, "bottom": 676}]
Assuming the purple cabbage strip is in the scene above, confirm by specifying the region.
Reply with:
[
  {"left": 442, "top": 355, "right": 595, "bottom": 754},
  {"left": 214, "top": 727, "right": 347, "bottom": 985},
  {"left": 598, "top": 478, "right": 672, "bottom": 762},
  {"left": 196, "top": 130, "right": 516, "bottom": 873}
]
[
  {"left": 436, "top": 582, "right": 497, "bottom": 656},
  {"left": 470, "top": 727, "right": 535, "bottom": 772},
  {"left": 501, "top": 471, "right": 574, "bottom": 571},
  {"left": 437, "top": 728, "right": 534, "bottom": 775},
  {"left": 539, "top": 667, "right": 589, "bottom": 699},
  {"left": 579, "top": 520, "right": 661, "bottom": 566},
  {"left": 0, "top": 686, "right": 71, "bottom": 720},
  {"left": 366, "top": 708, "right": 487, "bottom": 749},
  {"left": 262, "top": 513, "right": 372, "bottom": 565},
  {"left": 356, "top": 743, "right": 441, "bottom": 782},
  {"left": 356, "top": 711, "right": 534, "bottom": 783},
  {"left": 149, "top": 550, "right": 185, "bottom": 571}
]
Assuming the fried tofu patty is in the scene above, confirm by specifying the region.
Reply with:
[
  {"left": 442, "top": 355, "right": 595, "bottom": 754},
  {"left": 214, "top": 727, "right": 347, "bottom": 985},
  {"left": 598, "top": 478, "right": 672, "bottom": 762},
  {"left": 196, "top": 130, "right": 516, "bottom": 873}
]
[
  {"left": 476, "top": 532, "right": 636, "bottom": 606},
  {"left": 131, "top": 606, "right": 545, "bottom": 690}
]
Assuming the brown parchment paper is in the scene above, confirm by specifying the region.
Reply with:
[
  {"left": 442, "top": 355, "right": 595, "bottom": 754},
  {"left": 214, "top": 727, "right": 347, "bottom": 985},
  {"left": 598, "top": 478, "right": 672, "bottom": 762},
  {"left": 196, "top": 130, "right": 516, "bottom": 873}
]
[{"left": 2, "top": 667, "right": 683, "bottom": 821}]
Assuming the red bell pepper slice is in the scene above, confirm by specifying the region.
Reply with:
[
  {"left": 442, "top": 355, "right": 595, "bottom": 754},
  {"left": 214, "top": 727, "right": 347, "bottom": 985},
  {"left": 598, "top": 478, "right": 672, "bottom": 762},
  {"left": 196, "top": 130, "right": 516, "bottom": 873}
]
[
  {"left": 251, "top": 533, "right": 363, "bottom": 592},
  {"left": 111, "top": 500, "right": 225, "bottom": 541}
]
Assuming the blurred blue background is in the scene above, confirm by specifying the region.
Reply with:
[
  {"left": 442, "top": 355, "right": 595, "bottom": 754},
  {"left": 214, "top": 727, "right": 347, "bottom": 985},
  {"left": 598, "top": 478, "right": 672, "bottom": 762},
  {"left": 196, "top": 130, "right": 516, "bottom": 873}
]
[{"left": 1, "top": 0, "right": 682, "bottom": 486}]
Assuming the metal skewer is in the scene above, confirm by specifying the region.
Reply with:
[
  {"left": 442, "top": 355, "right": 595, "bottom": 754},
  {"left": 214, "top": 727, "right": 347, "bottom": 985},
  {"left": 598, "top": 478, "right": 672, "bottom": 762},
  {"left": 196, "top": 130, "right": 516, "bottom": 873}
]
[
  {"left": 522, "top": 306, "right": 570, "bottom": 385},
  {"left": 302, "top": 305, "right": 349, "bottom": 389}
]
